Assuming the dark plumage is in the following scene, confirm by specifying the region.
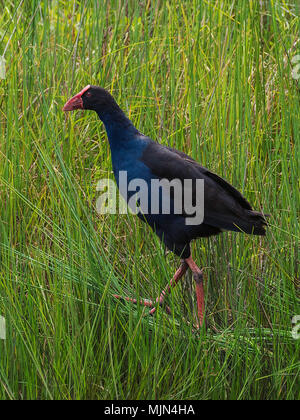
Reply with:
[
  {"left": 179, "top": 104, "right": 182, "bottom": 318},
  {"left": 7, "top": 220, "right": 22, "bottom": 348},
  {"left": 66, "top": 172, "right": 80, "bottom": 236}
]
[{"left": 63, "top": 85, "right": 268, "bottom": 328}]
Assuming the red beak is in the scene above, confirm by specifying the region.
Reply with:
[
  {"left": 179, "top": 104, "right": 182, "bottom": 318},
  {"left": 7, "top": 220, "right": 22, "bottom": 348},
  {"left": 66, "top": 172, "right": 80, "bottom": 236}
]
[{"left": 63, "top": 85, "right": 91, "bottom": 111}]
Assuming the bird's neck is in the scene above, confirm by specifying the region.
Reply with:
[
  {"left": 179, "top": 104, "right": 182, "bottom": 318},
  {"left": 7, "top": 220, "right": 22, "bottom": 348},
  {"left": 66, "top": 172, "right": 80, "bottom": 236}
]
[{"left": 96, "top": 106, "right": 140, "bottom": 146}]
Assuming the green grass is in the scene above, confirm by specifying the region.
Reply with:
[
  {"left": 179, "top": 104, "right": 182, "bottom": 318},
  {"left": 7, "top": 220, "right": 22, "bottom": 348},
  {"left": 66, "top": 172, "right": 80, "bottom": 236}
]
[{"left": 0, "top": 0, "right": 299, "bottom": 400}]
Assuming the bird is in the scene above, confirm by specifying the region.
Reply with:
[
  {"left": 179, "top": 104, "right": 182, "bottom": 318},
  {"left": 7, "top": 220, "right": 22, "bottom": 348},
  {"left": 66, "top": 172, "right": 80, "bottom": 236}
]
[{"left": 63, "top": 85, "right": 268, "bottom": 328}]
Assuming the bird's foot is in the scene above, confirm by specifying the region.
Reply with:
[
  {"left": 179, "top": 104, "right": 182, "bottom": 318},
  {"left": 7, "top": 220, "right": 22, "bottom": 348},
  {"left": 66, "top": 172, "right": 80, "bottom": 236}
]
[
  {"left": 113, "top": 294, "right": 153, "bottom": 307},
  {"left": 192, "top": 319, "right": 207, "bottom": 332},
  {"left": 114, "top": 261, "right": 188, "bottom": 318},
  {"left": 113, "top": 294, "right": 171, "bottom": 315},
  {"left": 190, "top": 317, "right": 221, "bottom": 334},
  {"left": 149, "top": 298, "right": 171, "bottom": 316}
]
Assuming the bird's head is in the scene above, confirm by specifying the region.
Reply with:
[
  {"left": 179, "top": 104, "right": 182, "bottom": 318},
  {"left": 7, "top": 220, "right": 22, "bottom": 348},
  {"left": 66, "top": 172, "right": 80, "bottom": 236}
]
[{"left": 63, "top": 85, "right": 116, "bottom": 113}]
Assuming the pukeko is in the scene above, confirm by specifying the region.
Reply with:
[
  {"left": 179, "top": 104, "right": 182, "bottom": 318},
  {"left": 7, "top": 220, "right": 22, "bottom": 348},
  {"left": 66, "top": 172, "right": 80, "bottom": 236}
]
[{"left": 63, "top": 85, "right": 268, "bottom": 328}]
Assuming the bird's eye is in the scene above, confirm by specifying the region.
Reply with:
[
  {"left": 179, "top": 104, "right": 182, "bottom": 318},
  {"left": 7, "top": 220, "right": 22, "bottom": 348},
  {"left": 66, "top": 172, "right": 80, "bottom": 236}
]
[{"left": 85, "top": 92, "right": 92, "bottom": 98}]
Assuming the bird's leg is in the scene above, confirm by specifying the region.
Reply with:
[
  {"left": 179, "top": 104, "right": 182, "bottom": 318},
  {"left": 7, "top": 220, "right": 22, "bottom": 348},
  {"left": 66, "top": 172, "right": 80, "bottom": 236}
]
[
  {"left": 149, "top": 260, "right": 189, "bottom": 316},
  {"left": 184, "top": 256, "right": 205, "bottom": 328}
]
